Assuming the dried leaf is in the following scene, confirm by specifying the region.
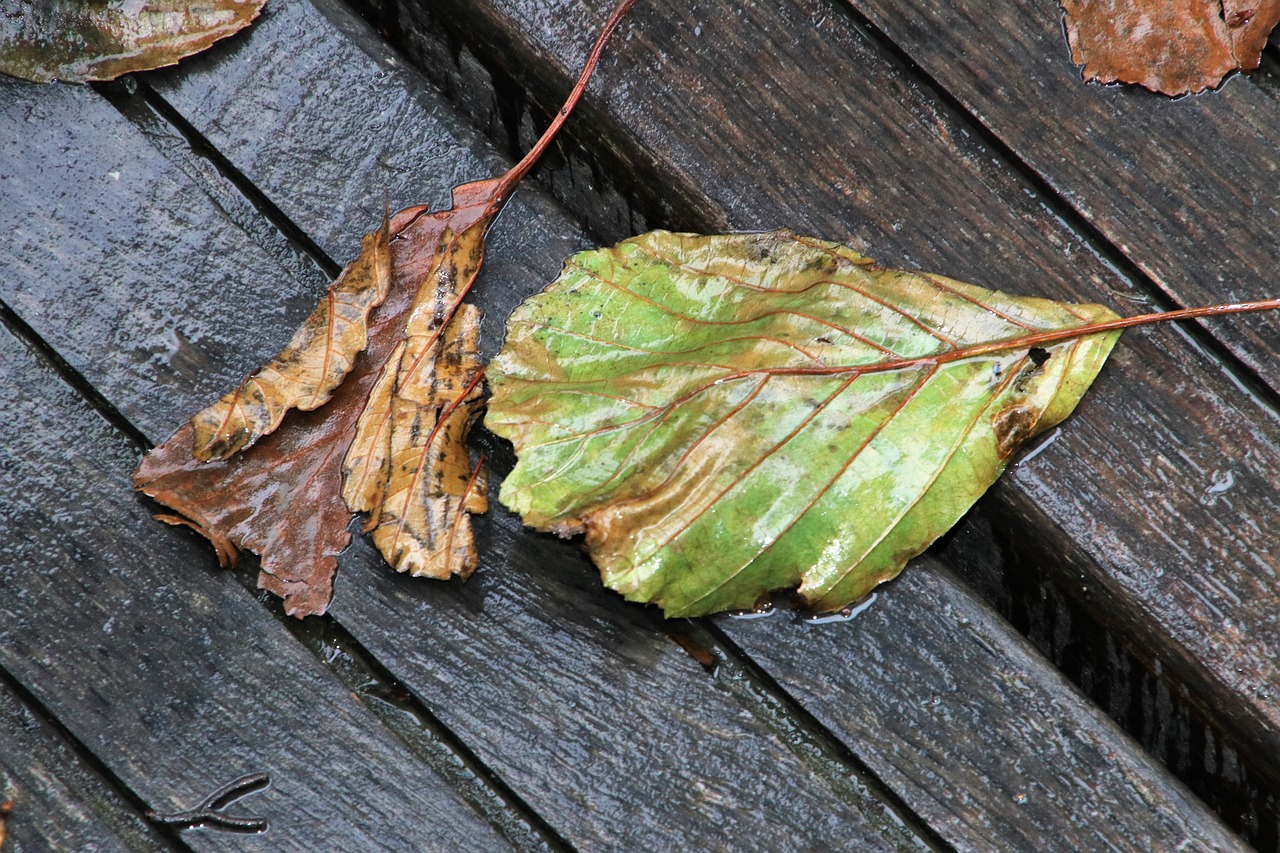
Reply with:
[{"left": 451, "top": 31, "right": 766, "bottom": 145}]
[
  {"left": 0, "top": 0, "right": 265, "bottom": 84},
  {"left": 136, "top": 190, "right": 501, "bottom": 616},
  {"left": 192, "top": 220, "right": 392, "bottom": 461},
  {"left": 134, "top": 0, "right": 638, "bottom": 617},
  {"left": 487, "top": 231, "right": 1122, "bottom": 617},
  {"left": 369, "top": 302, "right": 490, "bottom": 579},
  {"left": 1061, "top": 0, "right": 1280, "bottom": 94},
  {"left": 0, "top": 799, "right": 10, "bottom": 849}
]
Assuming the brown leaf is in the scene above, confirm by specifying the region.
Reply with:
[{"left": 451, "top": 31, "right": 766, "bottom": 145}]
[
  {"left": 369, "top": 302, "right": 489, "bottom": 579},
  {"left": 0, "top": 798, "right": 10, "bottom": 849},
  {"left": 135, "top": 191, "right": 501, "bottom": 616},
  {"left": 0, "top": 0, "right": 265, "bottom": 84},
  {"left": 134, "top": 0, "right": 639, "bottom": 617},
  {"left": 192, "top": 219, "right": 392, "bottom": 461},
  {"left": 1062, "top": 0, "right": 1280, "bottom": 94}
]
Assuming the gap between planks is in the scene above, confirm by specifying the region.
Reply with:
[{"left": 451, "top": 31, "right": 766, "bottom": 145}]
[
  {"left": 0, "top": 622, "right": 183, "bottom": 852},
  {"left": 335, "top": 0, "right": 1280, "bottom": 845},
  {"left": 7, "top": 73, "right": 951, "bottom": 852}
]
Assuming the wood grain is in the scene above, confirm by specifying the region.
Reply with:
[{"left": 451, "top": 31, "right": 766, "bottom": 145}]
[
  {"left": 0, "top": 90, "right": 517, "bottom": 853},
  {"left": 717, "top": 559, "right": 1249, "bottom": 852},
  {"left": 0, "top": 12, "right": 930, "bottom": 852},
  {"left": 840, "top": 0, "right": 1280, "bottom": 392},
  {"left": 371, "top": 0, "right": 1280, "bottom": 813},
  {"left": 118, "top": 0, "right": 1252, "bottom": 847},
  {"left": 0, "top": 680, "right": 166, "bottom": 852}
]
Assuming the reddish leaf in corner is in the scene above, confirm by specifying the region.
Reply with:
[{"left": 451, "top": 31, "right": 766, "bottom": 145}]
[
  {"left": 1062, "top": 0, "right": 1280, "bottom": 94},
  {"left": 134, "top": 0, "right": 638, "bottom": 617}
]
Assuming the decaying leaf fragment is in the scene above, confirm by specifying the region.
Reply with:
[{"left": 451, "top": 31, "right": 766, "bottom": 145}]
[
  {"left": 1061, "top": 0, "right": 1280, "bottom": 94},
  {"left": 0, "top": 0, "right": 265, "bottom": 84},
  {"left": 346, "top": 248, "right": 491, "bottom": 578},
  {"left": 134, "top": 0, "right": 638, "bottom": 617},
  {"left": 487, "top": 231, "right": 1123, "bottom": 617}
]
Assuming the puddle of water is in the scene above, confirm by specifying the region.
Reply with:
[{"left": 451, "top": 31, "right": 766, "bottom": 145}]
[{"left": 803, "top": 593, "right": 878, "bottom": 625}]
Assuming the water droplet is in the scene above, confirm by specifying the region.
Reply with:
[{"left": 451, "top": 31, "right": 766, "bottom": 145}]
[
  {"left": 727, "top": 601, "right": 776, "bottom": 620},
  {"left": 1199, "top": 469, "right": 1234, "bottom": 506}
]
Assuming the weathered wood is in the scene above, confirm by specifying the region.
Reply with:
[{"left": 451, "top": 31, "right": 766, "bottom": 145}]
[
  {"left": 367, "top": 0, "right": 1280, "bottom": 817},
  {"left": 115, "top": 0, "right": 1251, "bottom": 848},
  {"left": 717, "top": 559, "right": 1249, "bottom": 852},
  {"left": 0, "top": 18, "right": 933, "bottom": 853},
  {"left": 841, "top": 0, "right": 1280, "bottom": 392},
  {"left": 0, "top": 679, "right": 166, "bottom": 852},
  {"left": 0, "top": 93, "right": 519, "bottom": 853},
  {"left": 940, "top": 509, "right": 1280, "bottom": 850}
]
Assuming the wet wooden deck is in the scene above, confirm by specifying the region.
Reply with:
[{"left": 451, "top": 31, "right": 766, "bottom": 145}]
[{"left": 1, "top": 0, "right": 1277, "bottom": 849}]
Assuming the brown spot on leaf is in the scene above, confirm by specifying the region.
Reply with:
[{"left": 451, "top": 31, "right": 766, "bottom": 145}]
[
  {"left": 0, "top": 798, "right": 12, "bottom": 849},
  {"left": 993, "top": 405, "right": 1040, "bottom": 459},
  {"left": 1227, "top": 8, "right": 1256, "bottom": 27}
]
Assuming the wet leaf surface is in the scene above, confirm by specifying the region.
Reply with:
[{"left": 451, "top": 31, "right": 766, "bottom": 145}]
[
  {"left": 488, "top": 230, "right": 1121, "bottom": 616},
  {"left": 135, "top": 193, "right": 499, "bottom": 616},
  {"left": 133, "top": 0, "right": 637, "bottom": 617},
  {"left": 1061, "top": 0, "right": 1280, "bottom": 94},
  {"left": 192, "top": 220, "right": 393, "bottom": 462},
  {"left": 0, "top": 0, "right": 265, "bottom": 84}
]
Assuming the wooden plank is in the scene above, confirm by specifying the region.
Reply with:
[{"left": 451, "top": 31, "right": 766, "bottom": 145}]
[
  {"left": 0, "top": 27, "right": 933, "bottom": 853},
  {"left": 939, "top": 509, "right": 1280, "bottom": 850},
  {"left": 0, "top": 87, "right": 321, "bottom": 442},
  {"left": 0, "top": 679, "right": 165, "bottom": 852},
  {"left": 128, "top": 0, "right": 1249, "bottom": 848},
  {"left": 0, "top": 340, "right": 515, "bottom": 853},
  {"left": 0, "top": 92, "right": 518, "bottom": 853},
  {"left": 358, "top": 0, "right": 1280, "bottom": 811},
  {"left": 840, "top": 0, "right": 1280, "bottom": 393},
  {"left": 716, "top": 559, "right": 1249, "bottom": 852}
]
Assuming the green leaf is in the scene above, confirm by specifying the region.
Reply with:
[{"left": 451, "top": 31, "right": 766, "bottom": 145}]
[{"left": 487, "top": 231, "right": 1120, "bottom": 617}]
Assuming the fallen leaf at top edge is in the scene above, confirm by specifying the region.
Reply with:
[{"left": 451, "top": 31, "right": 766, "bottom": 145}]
[
  {"left": 486, "top": 230, "right": 1120, "bottom": 617},
  {"left": 0, "top": 0, "right": 265, "bottom": 84},
  {"left": 1061, "top": 0, "right": 1280, "bottom": 95}
]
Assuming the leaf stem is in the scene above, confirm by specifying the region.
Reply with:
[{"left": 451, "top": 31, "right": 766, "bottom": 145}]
[
  {"left": 988, "top": 296, "right": 1280, "bottom": 350},
  {"left": 763, "top": 297, "right": 1280, "bottom": 377},
  {"left": 497, "top": 0, "right": 639, "bottom": 198}
]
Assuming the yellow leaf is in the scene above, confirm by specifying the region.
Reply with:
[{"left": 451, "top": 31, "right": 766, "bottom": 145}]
[{"left": 191, "top": 219, "right": 391, "bottom": 461}]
